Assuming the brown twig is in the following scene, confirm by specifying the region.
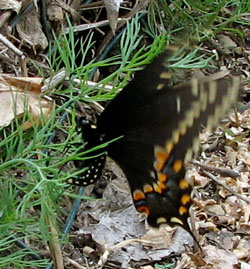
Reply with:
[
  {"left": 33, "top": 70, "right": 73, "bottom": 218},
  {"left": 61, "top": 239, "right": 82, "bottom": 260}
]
[
  {"left": 47, "top": 218, "right": 64, "bottom": 269},
  {"left": 66, "top": 238, "right": 153, "bottom": 269},
  {"left": 98, "top": 238, "right": 153, "bottom": 267},
  {"left": 203, "top": 171, "right": 250, "bottom": 204},
  {"left": 0, "top": 33, "right": 27, "bottom": 76},
  {"left": 191, "top": 160, "right": 239, "bottom": 179}
]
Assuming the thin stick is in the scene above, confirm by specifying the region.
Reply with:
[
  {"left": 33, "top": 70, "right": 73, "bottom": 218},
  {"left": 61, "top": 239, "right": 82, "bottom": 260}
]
[
  {"left": 0, "top": 33, "right": 24, "bottom": 57},
  {"left": 203, "top": 171, "right": 250, "bottom": 203},
  {"left": 192, "top": 160, "right": 239, "bottom": 179}
]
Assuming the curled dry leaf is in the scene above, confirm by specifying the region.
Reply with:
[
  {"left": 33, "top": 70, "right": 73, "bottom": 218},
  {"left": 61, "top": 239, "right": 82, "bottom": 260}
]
[
  {"left": 0, "top": 76, "right": 52, "bottom": 129},
  {"left": 233, "top": 239, "right": 250, "bottom": 260},
  {"left": 0, "top": 0, "right": 22, "bottom": 13},
  {"left": 141, "top": 225, "right": 175, "bottom": 249}
]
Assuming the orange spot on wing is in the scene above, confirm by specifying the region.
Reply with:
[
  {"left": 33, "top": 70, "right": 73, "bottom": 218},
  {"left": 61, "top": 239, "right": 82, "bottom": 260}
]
[
  {"left": 173, "top": 159, "right": 183, "bottom": 173},
  {"left": 157, "top": 181, "right": 167, "bottom": 190},
  {"left": 179, "top": 179, "right": 189, "bottom": 190},
  {"left": 165, "top": 141, "right": 174, "bottom": 154},
  {"left": 154, "top": 161, "right": 164, "bottom": 172},
  {"left": 133, "top": 190, "right": 145, "bottom": 201},
  {"left": 143, "top": 184, "right": 153, "bottom": 193},
  {"left": 137, "top": 205, "right": 150, "bottom": 216},
  {"left": 179, "top": 206, "right": 188, "bottom": 215},
  {"left": 157, "top": 172, "right": 167, "bottom": 183},
  {"left": 181, "top": 193, "right": 191, "bottom": 205},
  {"left": 153, "top": 183, "right": 162, "bottom": 193},
  {"left": 155, "top": 147, "right": 168, "bottom": 163}
]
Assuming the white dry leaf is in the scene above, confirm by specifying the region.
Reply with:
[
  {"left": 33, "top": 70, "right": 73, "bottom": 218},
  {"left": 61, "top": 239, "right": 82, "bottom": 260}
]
[
  {"left": 203, "top": 245, "right": 238, "bottom": 268},
  {"left": 241, "top": 202, "right": 250, "bottom": 224},
  {"left": 233, "top": 239, "right": 250, "bottom": 260},
  {"left": 206, "top": 204, "right": 225, "bottom": 215},
  {"left": 240, "top": 262, "right": 250, "bottom": 269},
  {"left": 0, "top": 0, "right": 22, "bottom": 13}
]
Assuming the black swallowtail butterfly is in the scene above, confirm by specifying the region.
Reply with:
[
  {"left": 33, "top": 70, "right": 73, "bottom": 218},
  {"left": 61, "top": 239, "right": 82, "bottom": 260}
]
[{"left": 68, "top": 51, "right": 240, "bottom": 242}]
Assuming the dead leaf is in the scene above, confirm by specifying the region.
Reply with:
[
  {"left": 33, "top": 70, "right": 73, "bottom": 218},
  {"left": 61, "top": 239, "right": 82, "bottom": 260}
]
[
  {"left": 77, "top": 175, "right": 193, "bottom": 267},
  {"left": 2, "top": 75, "right": 43, "bottom": 93},
  {"left": 0, "top": 0, "right": 21, "bottom": 13},
  {"left": 206, "top": 204, "right": 225, "bottom": 215},
  {"left": 197, "top": 221, "right": 218, "bottom": 231},
  {"left": 47, "top": 1, "right": 64, "bottom": 31},
  {"left": 16, "top": 6, "right": 48, "bottom": 50},
  {"left": 203, "top": 245, "right": 238, "bottom": 268},
  {"left": 141, "top": 225, "right": 175, "bottom": 249},
  {"left": 0, "top": 76, "right": 52, "bottom": 128},
  {"left": 104, "top": 0, "right": 123, "bottom": 34},
  {"left": 240, "top": 262, "right": 250, "bottom": 269},
  {"left": 175, "top": 252, "right": 194, "bottom": 269},
  {"left": 218, "top": 35, "right": 237, "bottom": 54},
  {"left": 233, "top": 239, "right": 250, "bottom": 259}
]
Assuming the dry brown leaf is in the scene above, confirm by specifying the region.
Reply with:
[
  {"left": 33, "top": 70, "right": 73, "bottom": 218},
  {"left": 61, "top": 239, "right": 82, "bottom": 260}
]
[
  {"left": 237, "top": 142, "right": 250, "bottom": 166},
  {"left": 225, "top": 147, "right": 238, "bottom": 166},
  {"left": 2, "top": 75, "right": 43, "bottom": 92},
  {"left": 217, "top": 35, "right": 237, "bottom": 54},
  {"left": 0, "top": 76, "right": 52, "bottom": 128},
  {"left": 16, "top": 6, "right": 48, "bottom": 50},
  {"left": 193, "top": 198, "right": 217, "bottom": 208},
  {"left": 240, "top": 202, "right": 250, "bottom": 223},
  {"left": 223, "top": 196, "right": 244, "bottom": 221},
  {"left": 47, "top": 1, "right": 64, "bottom": 26},
  {"left": 104, "top": 0, "right": 122, "bottom": 34}
]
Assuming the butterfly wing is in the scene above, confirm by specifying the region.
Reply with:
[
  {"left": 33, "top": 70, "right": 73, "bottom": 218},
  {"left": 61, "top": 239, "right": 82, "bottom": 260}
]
[
  {"left": 97, "top": 54, "right": 240, "bottom": 230},
  {"left": 73, "top": 51, "right": 240, "bottom": 235}
]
